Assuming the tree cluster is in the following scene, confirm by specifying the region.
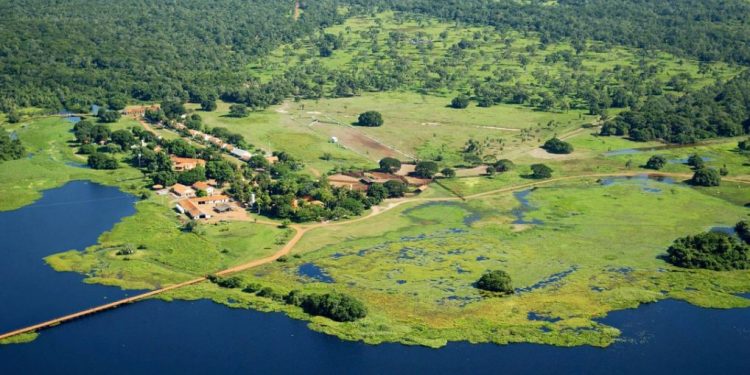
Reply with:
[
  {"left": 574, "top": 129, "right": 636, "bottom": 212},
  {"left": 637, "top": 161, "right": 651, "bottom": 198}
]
[{"left": 667, "top": 231, "right": 750, "bottom": 271}]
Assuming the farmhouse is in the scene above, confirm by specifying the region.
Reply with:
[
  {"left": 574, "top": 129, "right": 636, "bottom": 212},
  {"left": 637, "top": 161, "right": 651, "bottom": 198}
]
[
  {"left": 171, "top": 183, "right": 196, "bottom": 198},
  {"left": 191, "top": 195, "right": 231, "bottom": 205},
  {"left": 170, "top": 156, "right": 206, "bottom": 171},
  {"left": 230, "top": 148, "right": 252, "bottom": 160},
  {"left": 192, "top": 181, "right": 215, "bottom": 196},
  {"left": 175, "top": 199, "right": 211, "bottom": 220}
]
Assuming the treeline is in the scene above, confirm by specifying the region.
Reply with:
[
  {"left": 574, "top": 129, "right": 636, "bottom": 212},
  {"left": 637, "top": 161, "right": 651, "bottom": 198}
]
[
  {"left": 601, "top": 72, "right": 750, "bottom": 143},
  {"left": 0, "top": 0, "right": 344, "bottom": 110},
  {"left": 349, "top": 0, "right": 750, "bottom": 65},
  {"left": 210, "top": 276, "right": 367, "bottom": 322}
]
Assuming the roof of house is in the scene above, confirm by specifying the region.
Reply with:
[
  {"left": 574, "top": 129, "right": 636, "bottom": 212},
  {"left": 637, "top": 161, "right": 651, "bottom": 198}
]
[
  {"left": 171, "top": 183, "right": 194, "bottom": 195},
  {"left": 177, "top": 199, "right": 202, "bottom": 218},
  {"left": 191, "top": 195, "right": 230, "bottom": 204},
  {"left": 192, "top": 181, "right": 211, "bottom": 191},
  {"left": 170, "top": 155, "right": 206, "bottom": 167}
]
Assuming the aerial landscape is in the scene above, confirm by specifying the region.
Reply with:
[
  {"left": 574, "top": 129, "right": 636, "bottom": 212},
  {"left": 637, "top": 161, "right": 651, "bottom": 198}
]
[{"left": 1, "top": 0, "right": 749, "bottom": 373}]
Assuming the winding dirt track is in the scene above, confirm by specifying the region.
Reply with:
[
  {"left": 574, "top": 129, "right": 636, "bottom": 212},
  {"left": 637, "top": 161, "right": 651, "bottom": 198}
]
[{"left": 1, "top": 171, "right": 748, "bottom": 341}]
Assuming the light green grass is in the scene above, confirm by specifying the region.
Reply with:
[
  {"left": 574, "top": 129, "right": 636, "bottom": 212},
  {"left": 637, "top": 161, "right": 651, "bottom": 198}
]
[
  {"left": 0, "top": 332, "right": 39, "bottom": 345},
  {"left": 0, "top": 117, "right": 146, "bottom": 211},
  {"left": 220, "top": 178, "right": 750, "bottom": 347}
]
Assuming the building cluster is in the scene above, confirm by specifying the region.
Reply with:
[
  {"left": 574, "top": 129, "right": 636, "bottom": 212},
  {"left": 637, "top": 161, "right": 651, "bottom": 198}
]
[
  {"left": 170, "top": 181, "right": 234, "bottom": 220},
  {"left": 326, "top": 169, "right": 431, "bottom": 192}
]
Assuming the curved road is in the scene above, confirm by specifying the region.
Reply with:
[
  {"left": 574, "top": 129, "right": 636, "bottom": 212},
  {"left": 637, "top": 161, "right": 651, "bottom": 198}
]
[{"left": 1, "top": 171, "right": 748, "bottom": 341}]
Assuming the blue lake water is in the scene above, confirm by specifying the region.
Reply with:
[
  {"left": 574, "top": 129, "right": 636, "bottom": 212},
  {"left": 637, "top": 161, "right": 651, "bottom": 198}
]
[
  {"left": 0, "top": 181, "right": 138, "bottom": 332},
  {"left": 1, "top": 182, "right": 750, "bottom": 374},
  {"left": 297, "top": 262, "right": 334, "bottom": 283}
]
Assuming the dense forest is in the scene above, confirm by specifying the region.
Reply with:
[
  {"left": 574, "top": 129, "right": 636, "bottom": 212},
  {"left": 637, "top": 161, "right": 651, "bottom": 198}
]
[
  {"left": 352, "top": 0, "right": 750, "bottom": 65},
  {"left": 601, "top": 72, "right": 750, "bottom": 143},
  {"left": 3, "top": 0, "right": 750, "bottom": 111},
  {"left": 0, "top": 0, "right": 344, "bottom": 110}
]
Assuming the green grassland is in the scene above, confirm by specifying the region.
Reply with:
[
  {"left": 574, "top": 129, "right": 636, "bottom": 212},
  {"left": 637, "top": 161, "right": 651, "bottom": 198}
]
[
  {"left": 179, "top": 177, "right": 750, "bottom": 348},
  {"left": 46, "top": 201, "right": 289, "bottom": 290},
  {"left": 0, "top": 117, "right": 145, "bottom": 211}
]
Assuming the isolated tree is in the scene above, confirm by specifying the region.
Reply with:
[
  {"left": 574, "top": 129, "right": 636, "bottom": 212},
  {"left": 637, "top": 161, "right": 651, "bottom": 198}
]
[
  {"left": 200, "top": 99, "right": 217, "bottom": 112},
  {"left": 228, "top": 104, "right": 249, "bottom": 118},
  {"left": 357, "top": 111, "right": 383, "bottom": 127},
  {"left": 379, "top": 157, "right": 401, "bottom": 173},
  {"left": 384, "top": 180, "right": 407, "bottom": 197},
  {"left": 450, "top": 95, "right": 470, "bottom": 109},
  {"left": 530, "top": 164, "right": 553, "bottom": 179},
  {"left": 7, "top": 110, "right": 20, "bottom": 124},
  {"left": 161, "top": 99, "right": 186, "bottom": 119},
  {"left": 476, "top": 270, "right": 513, "bottom": 294},
  {"left": 645, "top": 155, "right": 667, "bottom": 170},
  {"left": 441, "top": 167, "right": 456, "bottom": 178},
  {"left": 691, "top": 168, "right": 721, "bottom": 186},
  {"left": 494, "top": 159, "right": 514, "bottom": 172},
  {"left": 415, "top": 161, "right": 439, "bottom": 178},
  {"left": 542, "top": 137, "right": 574, "bottom": 154}
]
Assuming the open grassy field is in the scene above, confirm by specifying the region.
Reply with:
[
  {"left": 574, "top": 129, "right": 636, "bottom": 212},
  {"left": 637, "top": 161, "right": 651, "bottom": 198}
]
[
  {"left": 0, "top": 117, "right": 145, "bottom": 211},
  {"left": 182, "top": 177, "right": 750, "bottom": 348},
  {"left": 46, "top": 201, "right": 289, "bottom": 290}
]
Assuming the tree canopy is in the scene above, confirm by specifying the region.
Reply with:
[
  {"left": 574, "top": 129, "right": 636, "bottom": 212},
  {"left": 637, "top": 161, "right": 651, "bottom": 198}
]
[
  {"left": 357, "top": 111, "right": 384, "bottom": 127},
  {"left": 476, "top": 270, "right": 513, "bottom": 294},
  {"left": 542, "top": 138, "right": 574, "bottom": 154},
  {"left": 667, "top": 232, "right": 750, "bottom": 271}
]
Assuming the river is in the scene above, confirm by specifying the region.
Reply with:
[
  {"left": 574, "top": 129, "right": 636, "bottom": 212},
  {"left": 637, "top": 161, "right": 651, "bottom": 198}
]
[{"left": 0, "top": 182, "right": 749, "bottom": 374}]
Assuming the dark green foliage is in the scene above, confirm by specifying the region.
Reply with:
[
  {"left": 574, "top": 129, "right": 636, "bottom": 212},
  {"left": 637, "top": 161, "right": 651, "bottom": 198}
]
[
  {"left": 530, "top": 164, "right": 552, "bottom": 179},
  {"left": 87, "top": 152, "right": 118, "bottom": 169},
  {"left": 736, "top": 221, "right": 750, "bottom": 244},
  {"left": 284, "top": 290, "right": 304, "bottom": 306},
  {"left": 161, "top": 100, "right": 187, "bottom": 120},
  {"left": 78, "top": 144, "right": 97, "bottom": 155},
  {"left": 177, "top": 166, "right": 207, "bottom": 185},
  {"left": 242, "top": 283, "right": 262, "bottom": 294},
  {"left": 228, "top": 104, "right": 249, "bottom": 118},
  {"left": 367, "top": 183, "right": 389, "bottom": 201},
  {"left": 601, "top": 72, "right": 750, "bottom": 143},
  {"left": 645, "top": 155, "right": 667, "bottom": 170},
  {"left": 493, "top": 159, "right": 514, "bottom": 172},
  {"left": 7, "top": 110, "right": 21, "bottom": 123},
  {"left": 0, "top": 132, "right": 25, "bottom": 161},
  {"left": 476, "top": 270, "right": 513, "bottom": 294},
  {"left": 357, "top": 111, "right": 384, "bottom": 127},
  {"left": 300, "top": 292, "right": 367, "bottom": 322},
  {"left": 200, "top": 99, "right": 217, "bottom": 112},
  {"left": 384, "top": 180, "right": 407, "bottom": 197},
  {"left": 667, "top": 232, "right": 750, "bottom": 271},
  {"left": 691, "top": 168, "right": 721, "bottom": 186},
  {"left": 206, "top": 160, "right": 235, "bottom": 184},
  {"left": 450, "top": 95, "right": 470, "bottom": 109},
  {"left": 738, "top": 138, "right": 750, "bottom": 152},
  {"left": 542, "top": 138, "right": 574, "bottom": 154},
  {"left": 441, "top": 167, "right": 456, "bottom": 178},
  {"left": 110, "top": 129, "right": 136, "bottom": 149},
  {"left": 213, "top": 276, "right": 243, "bottom": 289},
  {"left": 97, "top": 109, "right": 121, "bottom": 123},
  {"left": 414, "top": 161, "right": 438, "bottom": 178},
  {"left": 687, "top": 154, "right": 705, "bottom": 169},
  {"left": 379, "top": 157, "right": 401, "bottom": 173}
]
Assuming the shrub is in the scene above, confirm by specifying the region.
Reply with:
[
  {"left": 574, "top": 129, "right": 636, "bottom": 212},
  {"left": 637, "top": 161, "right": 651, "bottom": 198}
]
[
  {"left": 300, "top": 292, "right": 367, "bottom": 322},
  {"left": 735, "top": 221, "right": 750, "bottom": 244},
  {"left": 687, "top": 154, "right": 705, "bottom": 169},
  {"left": 476, "top": 270, "right": 513, "bottom": 294},
  {"left": 450, "top": 95, "right": 470, "bottom": 109},
  {"left": 542, "top": 137, "right": 574, "bottom": 154},
  {"left": 87, "top": 152, "right": 118, "bottom": 169},
  {"left": 691, "top": 168, "right": 721, "bottom": 186},
  {"left": 214, "top": 276, "right": 243, "bottom": 289},
  {"left": 379, "top": 157, "right": 401, "bottom": 173},
  {"left": 530, "top": 164, "right": 552, "bottom": 179},
  {"left": 228, "top": 104, "right": 249, "bottom": 118},
  {"left": 441, "top": 167, "right": 456, "bottom": 178},
  {"left": 357, "top": 111, "right": 383, "bottom": 127},
  {"left": 645, "top": 155, "right": 666, "bottom": 170},
  {"left": 494, "top": 159, "right": 514, "bottom": 172},
  {"left": 667, "top": 232, "right": 750, "bottom": 270},
  {"left": 415, "top": 161, "right": 439, "bottom": 178}
]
